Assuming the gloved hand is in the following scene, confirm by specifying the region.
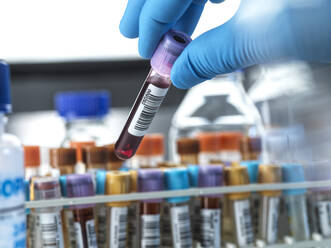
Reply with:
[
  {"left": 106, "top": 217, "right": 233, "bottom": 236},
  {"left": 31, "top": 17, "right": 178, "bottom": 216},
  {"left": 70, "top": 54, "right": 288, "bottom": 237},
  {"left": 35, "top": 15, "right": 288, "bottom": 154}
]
[{"left": 120, "top": 0, "right": 331, "bottom": 89}]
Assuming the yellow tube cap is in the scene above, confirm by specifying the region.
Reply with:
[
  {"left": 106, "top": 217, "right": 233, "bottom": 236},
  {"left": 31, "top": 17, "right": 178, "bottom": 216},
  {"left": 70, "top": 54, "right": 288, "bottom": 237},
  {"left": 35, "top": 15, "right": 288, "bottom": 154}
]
[
  {"left": 225, "top": 166, "right": 250, "bottom": 200},
  {"left": 106, "top": 171, "right": 131, "bottom": 207},
  {"left": 258, "top": 164, "right": 282, "bottom": 197}
]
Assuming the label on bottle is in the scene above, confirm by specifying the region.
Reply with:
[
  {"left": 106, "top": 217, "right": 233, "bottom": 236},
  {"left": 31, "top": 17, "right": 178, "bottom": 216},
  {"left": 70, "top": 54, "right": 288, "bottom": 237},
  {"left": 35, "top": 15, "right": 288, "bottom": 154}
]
[
  {"left": 234, "top": 199, "right": 254, "bottom": 246},
  {"left": 74, "top": 222, "right": 84, "bottom": 248},
  {"left": 170, "top": 205, "right": 193, "bottom": 248},
  {"left": 200, "top": 209, "right": 221, "bottom": 247},
  {"left": 266, "top": 197, "right": 280, "bottom": 244},
  {"left": 96, "top": 204, "right": 107, "bottom": 247},
  {"left": 128, "top": 84, "right": 168, "bottom": 137},
  {"left": 110, "top": 206, "right": 128, "bottom": 248},
  {"left": 85, "top": 219, "right": 97, "bottom": 248},
  {"left": 317, "top": 201, "right": 331, "bottom": 236},
  {"left": 141, "top": 214, "right": 161, "bottom": 248},
  {"left": 35, "top": 212, "right": 64, "bottom": 248}
]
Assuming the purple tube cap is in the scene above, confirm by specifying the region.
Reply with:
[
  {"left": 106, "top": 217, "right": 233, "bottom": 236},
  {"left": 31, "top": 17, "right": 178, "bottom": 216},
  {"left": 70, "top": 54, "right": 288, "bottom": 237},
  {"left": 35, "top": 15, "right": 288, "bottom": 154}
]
[
  {"left": 66, "top": 174, "right": 95, "bottom": 208},
  {"left": 151, "top": 30, "right": 191, "bottom": 77},
  {"left": 199, "top": 165, "right": 224, "bottom": 197},
  {"left": 138, "top": 169, "right": 164, "bottom": 203}
]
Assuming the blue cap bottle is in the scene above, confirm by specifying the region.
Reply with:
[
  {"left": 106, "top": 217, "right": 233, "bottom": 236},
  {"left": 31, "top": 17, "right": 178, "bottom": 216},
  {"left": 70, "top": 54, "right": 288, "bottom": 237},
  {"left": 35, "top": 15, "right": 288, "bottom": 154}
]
[
  {"left": 164, "top": 168, "right": 190, "bottom": 203},
  {"left": 282, "top": 164, "right": 306, "bottom": 195},
  {"left": 241, "top": 161, "right": 260, "bottom": 183},
  {"left": 0, "top": 61, "right": 11, "bottom": 113}
]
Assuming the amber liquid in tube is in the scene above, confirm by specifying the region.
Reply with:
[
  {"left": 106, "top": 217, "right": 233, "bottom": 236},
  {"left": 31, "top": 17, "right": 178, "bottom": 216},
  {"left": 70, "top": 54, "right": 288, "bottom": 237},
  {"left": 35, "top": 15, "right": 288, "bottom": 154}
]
[{"left": 73, "top": 207, "right": 97, "bottom": 247}]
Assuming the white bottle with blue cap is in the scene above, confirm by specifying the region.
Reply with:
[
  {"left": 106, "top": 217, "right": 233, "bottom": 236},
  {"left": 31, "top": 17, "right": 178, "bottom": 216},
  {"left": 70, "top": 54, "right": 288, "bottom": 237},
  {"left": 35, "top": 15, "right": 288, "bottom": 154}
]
[{"left": 0, "top": 61, "right": 25, "bottom": 247}]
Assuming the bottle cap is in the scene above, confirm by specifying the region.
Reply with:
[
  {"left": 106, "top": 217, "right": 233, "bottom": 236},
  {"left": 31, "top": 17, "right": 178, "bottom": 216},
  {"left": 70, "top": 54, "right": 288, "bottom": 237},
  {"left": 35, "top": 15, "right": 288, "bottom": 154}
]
[
  {"left": 105, "top": 171, "right": 131, "bottom": 207},
  {"left": 129, "top": 170, "right": 138, "bottom": 193},
  {"left": 50, "top": 148, "right": 77, "bottom": 167},
  {"left": 164, "top": 167, "right": 190, "bottom": 203},
  {"left": 96, "top": 170, "right": 107, "bottom": 195},
  {"left": 199, "top": 165, "right": 224, "bottom": 197},
  {"left": 218, "top": 132, "right": 242, "bottom": 151},
  {"left": 197, "top": 132, "right": 220, "bottom": 152},
  {"left": 176, "top": 138, "right": 200, "bottom": 155},
  {"left": 0, "top": 61, "right": 11, "bottom": 113},
  {"left": 258, "top": 164, "right": 282, "bottom": 197},
  {"left": 70, "top": 141, "right": 95, "bottom": 162},
  {"left": 151, "top": 134, "right": 165, "bottom": 156},
  {"left": 66, "top": 174, "right": 95, "bottom": 208},
  {"left": 282, "top": 164, "right": 306, "bottom": 195},
  {"left": 138, "top": 169, "right": 164, "bottom": 203},
  {"left": 59, "top": 175, "right": 67, "bottom": 197},
  {"left": 55, "top": 90, "right": 110, "bottom": 121},
  {"left": 187, "top": 165, "right": 199, "bottom": 187},
  {"left": 24, "top": 146, "right": 41, "bottom": 167},
  {"left": 225, "top": 166, "right": 250, "bottom": 200},
  {"left": 136, "top": 135, "right": 154, "bottom": 156},
  {"left": 34, "top": 177, "right": 61, "bottom": 201},
  {"left": 151, "top": 30, "right": 191, "bottom": 77},
  {"left": 240, "top": 160, "right": 259, "bottom": 183},
  {"left": 82, "top": 146, "right": 109, "bottom": 168}
]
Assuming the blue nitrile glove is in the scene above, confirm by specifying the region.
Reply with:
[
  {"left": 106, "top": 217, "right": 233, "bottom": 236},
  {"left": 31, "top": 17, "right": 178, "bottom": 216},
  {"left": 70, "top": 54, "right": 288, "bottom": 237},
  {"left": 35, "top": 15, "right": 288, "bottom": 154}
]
[{"left": 120, "top": 0, "right": 331, "bottom": 89}]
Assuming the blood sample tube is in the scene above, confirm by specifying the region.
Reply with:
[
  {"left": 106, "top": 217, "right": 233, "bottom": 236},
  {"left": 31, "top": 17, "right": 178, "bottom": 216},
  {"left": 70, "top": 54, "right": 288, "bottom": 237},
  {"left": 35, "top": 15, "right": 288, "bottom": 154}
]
[
  {"left": 151, "top": 134, "right": 165, "bottom": 167},
  {"left": 257, "top": 165, "right": 282, "bottom": 245},
  {"left": 24, "top": 145, "right": 41, "bottom": 180},
  {"left": 176, "top": 137, "right": 200, "bottom": 165},
  {"left": 66, "top": 174, "right": 98, "bottom": 248},
  {"left": 163, "top": 167, "right": 193, "bottom": 248},
  {"left": 198, "top": 165, "right": 224, "bottom": 248},
  {"left": 282, "top": 164, "right": 310, "bottom": 241},
  {"left": 50, "top": 148, "right": 77, "bottom": 175},
  {"left": 197, "top": 132, "right": 220, "bottom": 165},
  {"left": 224, "top": 166, "right": 254, "bottom": 247},
  {"left": 115, "top": 30, "right": 191, "bottom": 160},
  {"left": 128, "top": 170, "right": 139, "bottom": 248},
  {"left": 218, "top": 132, "right": 242, "bottom": 164},
  {"left": 138, "top": 169, "right": 164, "bottom": 248},
  {"left": 33, "top": 177, "right": 64, "bottom": 248},
  {"left": 105, "top": 171, "right": 131, "bottom": 247},
  {"left": 105, "top": 144, "right": 124, "bottom": 170},
  {"left": 70, "top": 141, "right": 95, "bottom": 174}
]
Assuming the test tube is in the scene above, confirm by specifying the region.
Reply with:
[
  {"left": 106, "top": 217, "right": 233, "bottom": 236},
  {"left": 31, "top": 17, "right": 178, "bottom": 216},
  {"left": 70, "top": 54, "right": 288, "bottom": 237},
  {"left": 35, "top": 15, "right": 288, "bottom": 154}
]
[
  {"left": 224, "top": 166, "right": 254, "bottom": 247},
  {"left": 70, "top": 141, "right": 96, "bottom": 174},
  {"left": 115, "top": 30, "right": 191, "bottom": 160},
  {"left": 257, "top": 164, "right": 282, "bottom": 245},
  {"left": 50, "top": 148, "right": 77, "bottom": 175},
  {"left": 282, "top": 164, "right": 310, "bottom": 241},
  {"left": 197, "top": 132, "right": 220, "bottom": 164},
  {"left": 163, "top": 167, "right": 193, "bottom": 248},
  {"left": 66, "top": 174, "right": 97, "bottom": 248},
  {"left": 128, "top": 170, "right": 139, "bottom": 248},
  {"left": 24, "top": 146, "right": 40, "bottom": 180},
  {"left": 138, "top": 169, "right": 164, "bottom": 248},
  {"left": 198, "top": 165, "right": 224, "bottom": 248},
  {"left": 217, "top": 132, "right": 242, "bottom": 163},
  {"left": 241, "top": 137, "right": 262, "bottom": 161},
  {"left": 105, "top": 144, "right": 124, "bottom": 170},
  {"left": 39, "top": 147, "right": 52, "bottom": 177},
  {"left": 105, "top": 171, "right": 131, "bottom": 247},
  {"left": 33, "top": 177, "right": 64, "bottom": 248},
  {"left": 176, "top": 137, "right": 200, "bottom": 164}
]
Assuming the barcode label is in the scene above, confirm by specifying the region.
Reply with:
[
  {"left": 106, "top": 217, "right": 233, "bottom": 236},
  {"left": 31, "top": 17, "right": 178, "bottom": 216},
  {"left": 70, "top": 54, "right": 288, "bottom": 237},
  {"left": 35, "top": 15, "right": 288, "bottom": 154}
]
[
  {"left": 267, "top": 197, "right": 280, "bottom": 243},
  {"left": 234, "top": 199, "right": 254, "bottom": 246},
  {"left": 86, "top": 219, "right": 98, "bottom": 248},
  {"left": 170, "top": 205, "right": 193, "bottom": 248},
  {"left": 128, "top": 204, "right": 139, "bottom": 248},
  {"left": 141, "top": 214, "right": 161, "bottom": 248},
  {"left": 36, "top": 212, "right": 64, "bottom": 248},
  {"left": 128, "top": 84, "right": 168, "bottom": 137},
  {"left": 200, "top": 209, "right": 221, "bottom": 247},
  {"left": 110, "top": 207, "right": 128, "bottom": 248},
  {"left": 317, "top": 201, "right": 331, "bottom": 236},
  {"left": 96, "top": 204, "right": 107, "bottom": 248},
  {"left": 74, "top": 222, "right": 84, "bottom": 248}
]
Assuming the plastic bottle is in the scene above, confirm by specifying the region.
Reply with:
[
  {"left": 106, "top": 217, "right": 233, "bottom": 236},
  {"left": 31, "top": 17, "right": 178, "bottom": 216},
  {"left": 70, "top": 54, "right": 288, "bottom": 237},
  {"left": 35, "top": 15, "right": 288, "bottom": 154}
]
[
  {"left": 105, "top": 144, "right": 124, "bottom": 170},
  {"left": 115, "top": 30, "right": 191, "bottom": 160},
  {"left": 197, "top": 132, "right": 220, "bottom": 165},
  {"left": 224, "top": 166, "right": 254, "bottom": 247},
  {"left": 70, "top": 141, "right": 95, "bottom": 174},
  {"left": 176, "top": 137, "right": 200, "bottom": 165},
  {"left": 163, "top": 168, "right": 193, "bottom": 248},
  {"left": 128, "top": 170, "right": 139, "bottom": 248},
  {"left": 50, "top": 148, "right": 77, "bottom": 175},
  {"left": 66, "top": 174, "right": 98, "bottom": 248},
  {"left": 218, "top": 132, "right": 242, "bottom": 164},
  {"left": 198, "top": 165, "right": 224, "bottom": 248},
  {"left": 24, "top": 145, "right": 40, "bottom": 180},
  {"left": 0, "top": 61, "right": 25, "bottom": 247},
  {"left": 55, "top": 90, "right": 113, "bottom": 147},
  {"left": 257, "top": 165, "right": 282, "bottom": 245},
  {"left": 33, "top": 177, "right": 64, "bottom": 248},
  {"left": 138, "top": 169, "right": 164, "bottom": 248}
]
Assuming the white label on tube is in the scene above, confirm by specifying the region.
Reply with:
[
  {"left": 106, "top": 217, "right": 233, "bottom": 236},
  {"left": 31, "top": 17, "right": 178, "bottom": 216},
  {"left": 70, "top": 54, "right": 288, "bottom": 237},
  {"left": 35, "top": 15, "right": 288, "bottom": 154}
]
[
  {"left": 36, "top": 212, "right": 64, "bottom": 248},
  {"left": 128, "top": 84, "right": 168, "bottom": 137},
  {"left": 86, "top": 219, "right": 98, "bottom": 248},
  {"left": 234, "top": 199, "right": 254, "bottom": 246},
  {"left": 317, "top": 201, "right": 331, "bottom": 236},
  {"left": 170, "top": 205, "right": 192, "bottom": 248},
  {"left": 267, "top": 197, "right": 280, "bottom": 244},
  {"left": 141, "top": 214, "right": 161, "bottom": 247},
  {"left": 200, "top": 209, "right": 221, "bottom": 247},
  {"left": 74, "top": 222, "right": 84, "bottom": 248},
  {"left": 110, "top": 206, "right": 128, "bottom": 248}
]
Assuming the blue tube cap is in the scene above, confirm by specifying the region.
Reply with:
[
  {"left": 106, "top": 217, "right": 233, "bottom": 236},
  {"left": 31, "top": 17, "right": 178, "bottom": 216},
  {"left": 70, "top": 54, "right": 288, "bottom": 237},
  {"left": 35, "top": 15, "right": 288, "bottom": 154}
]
[
  {"left": 0, "top": 61, "right": 11, "bottom": 113},
  {"left": 282, "top": 164, "right": 306, "bottom": 195},
  {"left": 59, "top": 176, "right": 67, "bottom": 197},
  {"left": 96, "top": 170, "right": 107, "bottom": 195},
  {"left": 55, "top": 91, "right": 110, "bottom": 120},
  {"left": 164, "top": 168, "right": 190, "bottom": 203},
  {"left": 240, "top": 160, "right": 260, "bottom": 183},
  {"left": 187, "top": 165, "right": 199, "bottom": 187}
]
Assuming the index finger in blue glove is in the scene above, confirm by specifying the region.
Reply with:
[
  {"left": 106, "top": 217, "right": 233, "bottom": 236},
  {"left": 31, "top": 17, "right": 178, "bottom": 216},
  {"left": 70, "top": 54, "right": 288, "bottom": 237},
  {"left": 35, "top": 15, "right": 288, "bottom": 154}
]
[{"left": 120, "top": 0, "right": 146, "bottom": 38}]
